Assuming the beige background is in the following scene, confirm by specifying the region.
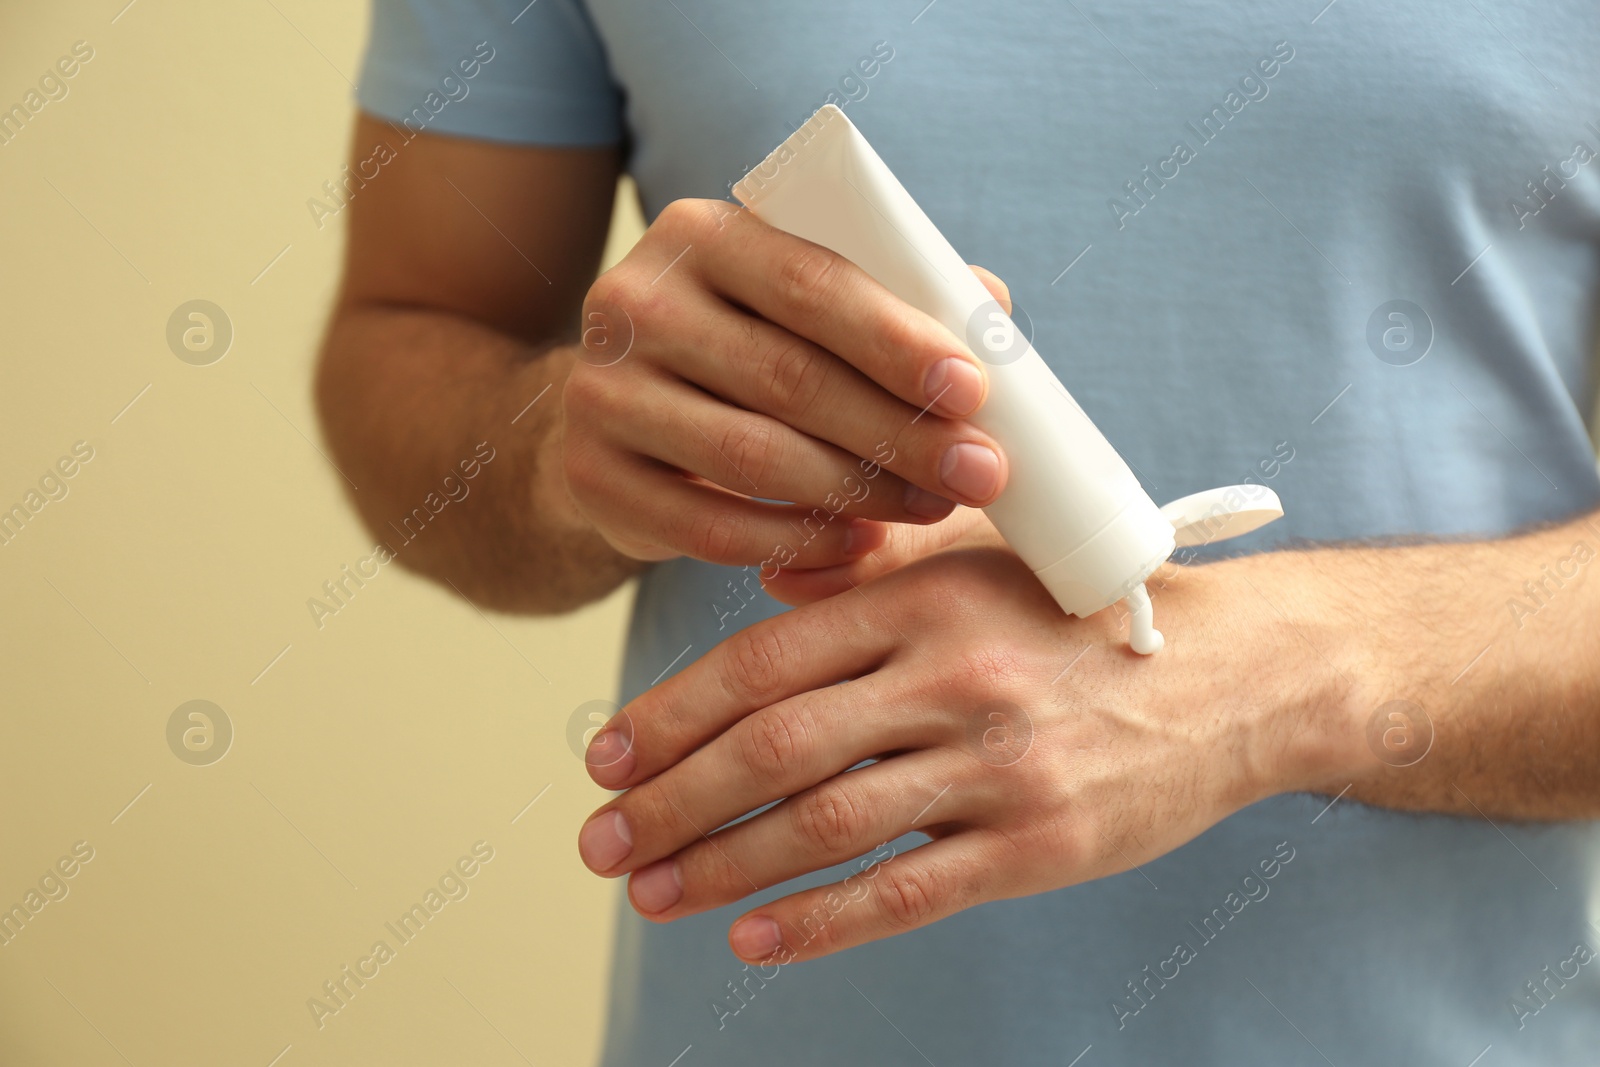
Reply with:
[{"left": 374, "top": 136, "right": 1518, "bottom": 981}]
[{"left": 0, "top": 3, "right": 643, "bottom": 1064}]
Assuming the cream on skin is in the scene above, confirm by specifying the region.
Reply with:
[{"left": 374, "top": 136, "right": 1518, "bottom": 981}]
[{"left": 734, "top": 105, "right": 1279, "bottom": 653}]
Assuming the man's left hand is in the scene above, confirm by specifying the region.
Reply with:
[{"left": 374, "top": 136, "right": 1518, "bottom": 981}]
[{"left": 577, "top": 524, "right": 1367, "bottom": 963}]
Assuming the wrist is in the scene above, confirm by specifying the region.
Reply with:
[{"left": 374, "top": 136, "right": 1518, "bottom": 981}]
[
  {"left": 1202, "top": 548, "right": 1378, "bottom": 802},
  {"left": 528, "top": 353, "right": 593, "bottom": 537}
]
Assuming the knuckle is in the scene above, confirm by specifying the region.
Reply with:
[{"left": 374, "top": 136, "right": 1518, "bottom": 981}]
[
  {"left": 582, "top": 267, "right": 625, "bottom": 318},
  {"left": 559, "top": 375, "right": 628, "bottom": 484},
  {"left": 949, "top": 645, "right": 1024, "bottom": 701},
  {"left": 1000, "top": 814, "right": 1079, "bottom": 871},
  {"left": 585, "top": 263, "right": 664, "bottom": 339},
  {"left": 559, "top": 424, "right": 605, "bottom": 499},
  {"left": 792, "top": 784, "right": 863, "bottom": 856},
  {"left": 678, "top": 840, "right": 744, "bottom": 906},
  {"left": 657, "top": 197, "right": 716, "bottom": 237},
  {"left": 873, "top": 308, "right": 927, "bottom": 376},
  {"left": 684, "top": 505, "right": 748, "bottom": 562},
  {"left": 784, "top": 896, "right": 847, "bottom": 953},
  {"left": 874, "top": 868, "right": 938, "bottom": 930},
  {"left": 754, "top": 331, "right": 829, "bottom": 415},
  {"left": 716, "top": 415, "right": 781, "bottom": 488},
  {"left": 735, "top": 702, "right": 810, "bottom": 786},
  {"left": 560, "top": 437, "right": 596, "bottom": 500},
  {"left": 561, "top": 363, "right": 608, "bottom": 417},
  {"left": 778, "top": 243, "right": 844, "bottom": 317},
  {"left": 624, "top": 779, "right": 679, "bottom": 841},
  {"left": 723, "top": 624, "right": 791, "bottom": 705},
  {"left": 899, "top": 435, "right": 957, "bottom": 498}
]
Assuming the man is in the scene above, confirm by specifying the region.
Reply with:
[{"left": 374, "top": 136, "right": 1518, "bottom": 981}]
[{"left": 317, "top": 1, "right": 1600, "bottom": 1062}]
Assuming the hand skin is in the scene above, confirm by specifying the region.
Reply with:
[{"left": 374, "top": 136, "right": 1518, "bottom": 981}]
[
  {"left": 579, "top": 507, "right": 1600, "bottom": 964},
  {"left": 316, "top": 113, "right": 1012, "bottom": 611},
  {"left": 315, "top": 117, "right": 630, "bottom": 613},
  {"left": 562, "top": 199, "right": 1012, "bottom": 565}
]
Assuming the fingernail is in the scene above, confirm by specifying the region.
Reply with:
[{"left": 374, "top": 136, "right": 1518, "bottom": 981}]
[
  {"left": 903, "top": 483, "right": 956, "bottom": 519},
  {"left": 578, "top": 810, "right": 633, "bottom": 872},
  {"left": 586, "top": 722, "right": 635, "bottom": 787},
  {"left": 843, "top": 517, "right": 883, "bottom": 558},
  {"left": 730, "top": 916, "right": 783, "bottom": 961},
  {"left": 629, "top": 859, "right": 683, "bottom": 914},
  {"left": 939, "top": 442, "right": 1002, "bottom": 503},
  {"left": 924, "top": 357, "right": 984, "bottom": 417}
]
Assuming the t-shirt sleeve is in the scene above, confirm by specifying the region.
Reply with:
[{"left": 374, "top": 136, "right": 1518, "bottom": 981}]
[{"left": 356, "top": 0, "right": 624, "bottom": 146}]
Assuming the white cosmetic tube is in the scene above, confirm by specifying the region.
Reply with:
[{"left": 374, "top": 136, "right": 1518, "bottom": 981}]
[{"left": 734, "top": 105, "right": 1187, "bottom": 652}]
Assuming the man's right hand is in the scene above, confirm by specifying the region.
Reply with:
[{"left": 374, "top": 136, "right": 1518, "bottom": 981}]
[{"left": 560, "top": 198, "right": 1012, "bottom": 569}]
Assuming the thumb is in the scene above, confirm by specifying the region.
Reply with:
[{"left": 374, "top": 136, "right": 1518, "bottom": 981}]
[{"left": 761, "top": 507, "right": 995, "bottom": 607}]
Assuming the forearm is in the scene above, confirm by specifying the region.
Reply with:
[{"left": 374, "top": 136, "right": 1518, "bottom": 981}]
[
  {"left": 314, "top": 302, "right": 641, "bottom": 613},
  {"left": 1248, "top": 508, "right": 1600, "bottom": 819}
]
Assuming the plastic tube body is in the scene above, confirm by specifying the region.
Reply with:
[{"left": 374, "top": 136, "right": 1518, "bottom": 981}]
[{"left": 734, "top": 106, "right": 1174, "bottom": 619}]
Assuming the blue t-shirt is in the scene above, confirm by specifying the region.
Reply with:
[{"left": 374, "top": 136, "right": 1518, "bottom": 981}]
[{"left": 359, "top": 2, "right": 1600, "bottom": 1063}]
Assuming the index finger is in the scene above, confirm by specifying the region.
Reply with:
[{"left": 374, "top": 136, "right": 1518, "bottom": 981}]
[{"left": 585, "top": 589, "right": 898, "bottom": 791}]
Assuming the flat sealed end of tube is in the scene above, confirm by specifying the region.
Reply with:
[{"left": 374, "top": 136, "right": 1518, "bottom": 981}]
[
  {"left": 1125, "top": 583, "right": 1164, "bottom": 655},
  {"left": 732, "top": 104, "right": 846, "bottom": 208}
]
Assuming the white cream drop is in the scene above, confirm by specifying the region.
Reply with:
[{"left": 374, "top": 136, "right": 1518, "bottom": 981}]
[{"left": 1126, "top": 582, "right": 1164, "bottom": 655}]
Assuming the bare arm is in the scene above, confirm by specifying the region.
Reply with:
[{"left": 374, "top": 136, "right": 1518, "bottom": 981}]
[
  {"left": 318, "top": 115, "right": 1021, "bottom": 615},
  {"left": 315, "top": 114, "right": 639, "bottom": 613},
  {"left": 1296, "top": 506, "right": 1600, "bottom": 818}
]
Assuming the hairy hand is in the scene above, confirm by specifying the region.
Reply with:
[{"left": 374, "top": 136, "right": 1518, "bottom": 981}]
[{"left": 577, "top": 543, "right": 1365, "bottom": 963}]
